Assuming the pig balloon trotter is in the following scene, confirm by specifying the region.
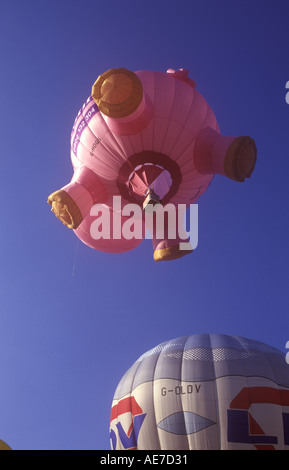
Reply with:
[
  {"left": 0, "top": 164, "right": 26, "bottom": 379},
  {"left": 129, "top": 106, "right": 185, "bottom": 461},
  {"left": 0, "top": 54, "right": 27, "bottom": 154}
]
[{"left": 48, "top": 67, "right": 257, "bottom": 261}]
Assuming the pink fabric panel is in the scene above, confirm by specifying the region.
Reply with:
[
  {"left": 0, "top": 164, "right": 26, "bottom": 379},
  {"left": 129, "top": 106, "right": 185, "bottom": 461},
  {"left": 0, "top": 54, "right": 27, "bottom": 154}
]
[
  {"left": 150, "top": 72, "right": 176, "bottom": 154},
  {"left": 61, "top": 166, "right": 107, "bottom": 220},
  {"left": 194, "top": 127, "right": 235, "bottom": 176},
  {"left": 74, "top": 206, "right": 145, "bottom": 253}
]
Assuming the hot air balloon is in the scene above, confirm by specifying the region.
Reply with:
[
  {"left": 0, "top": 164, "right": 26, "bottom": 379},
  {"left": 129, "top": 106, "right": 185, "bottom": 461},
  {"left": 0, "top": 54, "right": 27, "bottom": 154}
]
[
  {"left": 48, "top": 67, "right": 257, "bottom": 261},
  {"left": 109, "top": 334, "right": 289, "bottom": 450}
]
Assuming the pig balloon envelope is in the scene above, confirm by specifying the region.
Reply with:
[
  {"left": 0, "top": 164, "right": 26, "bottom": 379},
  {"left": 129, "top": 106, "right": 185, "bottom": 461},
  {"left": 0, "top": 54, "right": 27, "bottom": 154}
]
[
  {"left": 48, "top": 67, "right": 257, "bottom": 261},
  {"left": 109, "top": 334, "right": 289, "bottom": 450}
]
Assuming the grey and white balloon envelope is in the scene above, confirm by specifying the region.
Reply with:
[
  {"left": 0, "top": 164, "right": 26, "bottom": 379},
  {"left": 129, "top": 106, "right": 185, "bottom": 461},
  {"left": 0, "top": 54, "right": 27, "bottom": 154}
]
[{"left": 109, "top": 334, "right": 289, "bottom": 450}]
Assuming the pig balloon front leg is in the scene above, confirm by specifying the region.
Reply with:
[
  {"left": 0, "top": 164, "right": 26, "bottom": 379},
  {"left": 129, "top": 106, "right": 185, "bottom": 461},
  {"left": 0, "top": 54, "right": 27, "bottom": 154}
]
[
  {"left": 48, "top": 166, "right": 107, "bottom": 229},
  {"left": 145, "top": 204, "right": 193, "bottom": 262},
  {"left": 194, "top": 127, "right": 257, "bottom": 182}
]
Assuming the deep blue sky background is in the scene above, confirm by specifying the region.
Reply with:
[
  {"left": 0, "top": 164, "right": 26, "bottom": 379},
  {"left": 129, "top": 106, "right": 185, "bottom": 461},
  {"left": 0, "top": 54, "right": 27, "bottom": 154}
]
[{"left": 0, "top": 0, "right": 289, "bottom": 450}]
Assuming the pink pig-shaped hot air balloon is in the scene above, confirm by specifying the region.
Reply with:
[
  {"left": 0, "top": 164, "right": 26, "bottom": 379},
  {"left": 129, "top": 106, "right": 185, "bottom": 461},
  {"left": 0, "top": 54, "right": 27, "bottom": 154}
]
[{"left": 48, "top": 67, "right": 257, "bottom": 261}]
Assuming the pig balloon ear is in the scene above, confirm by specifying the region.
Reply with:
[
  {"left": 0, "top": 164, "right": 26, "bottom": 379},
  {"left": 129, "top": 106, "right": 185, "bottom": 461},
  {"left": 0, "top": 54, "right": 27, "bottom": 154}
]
[{"left": 166, "top": 68, "right": 197, "bottom": 88}]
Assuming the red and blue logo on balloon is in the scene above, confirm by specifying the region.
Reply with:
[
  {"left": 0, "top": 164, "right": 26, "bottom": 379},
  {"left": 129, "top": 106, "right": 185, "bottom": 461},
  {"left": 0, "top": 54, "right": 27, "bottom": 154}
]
[
  {"left": 110, "top": 396, "right": 146, "bottom": 450},
  {"left": 227, "top": 387, "right": 289, "bottom": 449}
]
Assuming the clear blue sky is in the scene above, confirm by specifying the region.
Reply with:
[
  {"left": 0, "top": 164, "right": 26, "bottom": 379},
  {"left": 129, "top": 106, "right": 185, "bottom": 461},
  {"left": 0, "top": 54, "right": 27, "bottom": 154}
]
[{"left": 0, "top": 0, "right": 289, "bottom": 450}]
